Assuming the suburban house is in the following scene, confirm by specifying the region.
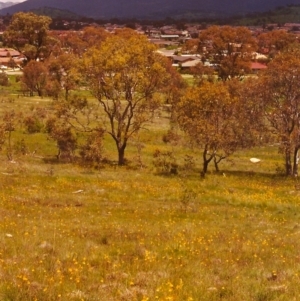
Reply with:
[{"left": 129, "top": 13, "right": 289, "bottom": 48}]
[
  {"left": 0, "top": 48, "right": 24, "bottom": 69},
  {"left": 171, "top": 55, "right": 201, "bottom": 67},
  {"left": 149, "top": 38, "right": 179, "bottom": 47},
  {"left": 157, "top": 49, "right": 202, "bottom": 70},
  {"left": 180, "top": 59, "right": 202, "bottom": 69},
  {"left": 160, "top": 34, "right": 180, "bottom": 41},
  {"left": 250, "top": 62, "right": 267, "bottom": 73}
]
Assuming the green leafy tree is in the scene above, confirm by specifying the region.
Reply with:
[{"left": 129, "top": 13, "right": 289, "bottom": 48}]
[
  {"left": 81, "top": 26, "right": 109, "bottom": 48},
  {"left": 257, "top": 30, "right": 297, "bottom": 59},
  {"left": 176, "top": 80, "right": 262, "bottom": 176},
  {"left": 49, "top": 94, "right": 106, "bottom": 166},
  {"left": 258, "top": 45, "right": 300, "bottom": 176},
  {"left": 198, "top": 26, "right": 257, "bottom": 81},
  {"left": 21, "top": 61, "right": 48, "bottom": 97},
  {"left": 47, "top": 53, "right": 80, "bottom": 100},
  {"left": 46, "top": 117, "right": 77, "bottom": 162},
  {"left": 182, "top": 38, "right": 200, "bottom": 54},
  {"left": 82, "top": 30, "right": 171, "bottom": 165},
  {"left": 51, "top": 26, "right": 108, "bottom": 57},
  {"left": 3, "top": 12, "right": 55, "bottom": 62}
]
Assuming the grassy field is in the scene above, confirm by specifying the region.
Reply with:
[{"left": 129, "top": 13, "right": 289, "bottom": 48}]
[{"left": 0, "top": 82, "right": 300, "bottom": 300}]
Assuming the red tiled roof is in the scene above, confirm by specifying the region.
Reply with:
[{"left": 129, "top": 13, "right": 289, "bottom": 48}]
[
  {"left": 0, "top": 48, "right": 21, "bottom": 57},
  {"left": 251, "top": 62, "right": 267, "bottom": 70}
]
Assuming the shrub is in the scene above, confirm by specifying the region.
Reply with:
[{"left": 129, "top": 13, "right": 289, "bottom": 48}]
[
  {"left": 153, "top": 149, "right": 178, "bottom": 174},
  {"left": 13, "top": 138, "right": 28, "bottom": 155},
  {"left": 46, "top": 117, "right": 77, "bottom": 161},
  {"left": 23, "top": 115, "right": 44, "bottom": 133},
  {"left": 79, "top": 129, "right": 105, "bottom": 166},
  {"left": 0, "top": 72, "right": 9, "bottom": 86}
]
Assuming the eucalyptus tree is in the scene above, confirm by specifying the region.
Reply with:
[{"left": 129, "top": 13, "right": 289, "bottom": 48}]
[
  {"left": 258, "top": 45, "right": 300, "bottom": 176},
  {"left": 175, "top": 79, "right": 264, "bottom": 176},
  {"left": 198, "top": 26, "right": 257, "bottom": 81},
  {"left": 257, "top": 30, "right": 297, "bottom": 59},
  {"left": 3, "top": 12, "right": 56, "bottom": 63},
  {"left": 81, "top": 30, "right": 171, "bottom": 165}
]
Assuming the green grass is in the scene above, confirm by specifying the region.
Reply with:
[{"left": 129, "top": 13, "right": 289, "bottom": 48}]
[
  {"left": 0, "top": 92, "right": 300, "bottom": 300},
  {"left": 181, "top": 74, "right": 195, "bottom": 87},
  {"left": 1, "top": 157, "right": 300, "bottom": 301}
]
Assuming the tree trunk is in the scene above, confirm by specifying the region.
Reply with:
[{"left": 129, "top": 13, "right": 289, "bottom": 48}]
[
  {"left": 285, "top": 150, "right": 292, "bottom": 176},
  {"left": 117, "top": 143, "right": 126, "bottom": 165},
  {"left": 201, "top": 147, "right": 214, "bottom": 177},
  {"left": 293, "top": 146, "right": 299, "bottom": 176},
  {"left": 214, "top": 158, "right": 220, "bottom": 172},
  {"left": 7, "top": 130, "right": 12, "bottom": 161},
  {"left": 202, "top": 159, "right": 210, "bottom": 177}
]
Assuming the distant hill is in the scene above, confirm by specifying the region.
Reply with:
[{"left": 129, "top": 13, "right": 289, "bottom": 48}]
[
  {"left": 231, "top": 5, "right": 300, "bottom": 26},
  {"left": 0, "top": 1, "right": 19, "bottom": 10},
  {"left": 30, "top": 7, "right": 81, "bottom": 19},
  {"left": 0, "top": 0, "right": 300, "bottom": 19}
]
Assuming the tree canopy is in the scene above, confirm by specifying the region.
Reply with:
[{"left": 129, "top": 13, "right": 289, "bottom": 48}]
[
  {"left": 21, "top": 60, "right": 48, "bottom": 97},
  {"left": 258, "top": 45, "right": 300, "bottom": 176},
  {"left": 175, "top": 79, "right": 264, "bottom": 175},
  {"left": 257, "top": 29, "right": 298, "bottom": 59},
  {"left": 198, "top": 26, "right": 257, "bottom": 81},
  {"left": 4, "top": 15, "right": 300, "bottom": 176},
  {"left": 81, "top": 30, "right": 171, "bottom": 165},
  {"left": 3, "top": 12, "right": 54, "bottom": 62}
]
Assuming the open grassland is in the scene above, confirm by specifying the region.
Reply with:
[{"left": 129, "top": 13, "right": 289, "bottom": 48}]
[{"left": 1, "top": 84, "right": 300, "bottom": 300}]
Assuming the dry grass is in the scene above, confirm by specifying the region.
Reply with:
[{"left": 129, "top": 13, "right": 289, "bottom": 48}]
[
  {"left": 0, "top": 151, "right": 300, "bottom": 301},
  {"left": 0, "top": 88, "right": 299, "bottom": 300}
]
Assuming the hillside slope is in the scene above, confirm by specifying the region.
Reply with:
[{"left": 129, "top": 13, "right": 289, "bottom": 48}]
[
  {"left": 0, "top": 1, "right": 19, "bottom": 10},
  {"left": 233, "top": 5, "right": 300, "bottom": 25},
  {"left": 0, "top": 0, "right": 300, "bottom": 19}
]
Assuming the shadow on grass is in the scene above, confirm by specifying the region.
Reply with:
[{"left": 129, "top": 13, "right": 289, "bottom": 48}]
[
  {"left": 153, "top": 168, "right": 288, "bottom": 181},
  {"left": 43, "top": 156, "right": 122, "bottom": 171},
  {"left": 43, "top": 157, "right": 73, "bottom": 165},
  {"left": 215, "top": 169, "right": 285, "bottom": 179}
]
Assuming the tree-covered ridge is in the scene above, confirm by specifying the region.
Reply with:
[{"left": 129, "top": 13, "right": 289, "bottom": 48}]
[
  {"left": 30, "top": 7, "right": 82, "bottom": 20},
  {"left": 1, "top": 0, "right": 300, "bottom": 20},
  {"left": 232, "top": 5, "right": 300, "bottom": 26}
]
